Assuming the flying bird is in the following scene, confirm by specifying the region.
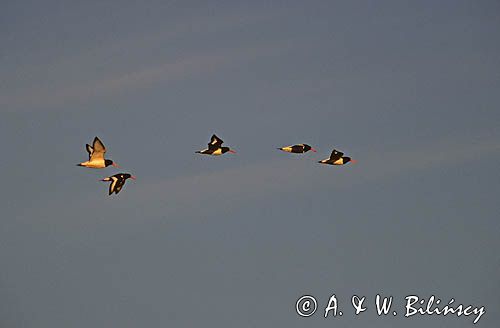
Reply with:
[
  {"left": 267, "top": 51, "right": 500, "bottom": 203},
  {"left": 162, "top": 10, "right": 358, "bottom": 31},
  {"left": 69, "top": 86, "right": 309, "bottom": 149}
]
[
  {"left": 278, "top": 144, "right": 317, "bottom": 154},
  {"left": 196, "top": 134, "right": 236, "bottom": 156},
  {"left": 318, "top": 149, "right": 356, "bottom": 165},
  {"left": 77, "top": 136, "right": 119, "bottom": 168},
  {"left": 100, "top": 173, "right": 136, "bottom": 195}
]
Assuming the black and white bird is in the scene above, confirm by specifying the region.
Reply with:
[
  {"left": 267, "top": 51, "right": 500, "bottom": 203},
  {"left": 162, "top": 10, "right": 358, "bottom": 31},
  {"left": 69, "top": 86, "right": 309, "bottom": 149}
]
[
  {"left": 318, "top": 149, "right": 356, "bottom": 165},
  {"left": 100, "top": 173, "right": 136, "bottom": 195},
  {"left": 196, "top": 134, "right": 236, "bottom": 156},
  {"left": 278, "top": 144, "right": 317, "bottom": 154},
  {"left": 77, "top": 137, "right": 119, "bottom": 168}
]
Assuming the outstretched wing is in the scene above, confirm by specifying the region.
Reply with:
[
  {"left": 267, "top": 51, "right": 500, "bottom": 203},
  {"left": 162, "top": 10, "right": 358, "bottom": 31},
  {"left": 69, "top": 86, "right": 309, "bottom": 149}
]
[
  {"left": 208, "top": 134, "right": 224, "bottom": 149},
  {"left": 112, "top": 176, "right": 127, "bottom": 195},
  {"left": 107, "top": 176, "right": 120, "bottom": 195},
  {"left": 90, "top": 137, "right": 107, "bottom": 161},
  {"left": 329, "top": 149, "right": 343, "bottom": 160},
  {"left": 86, "top": 144, "right": 94, "bottom": 160}
]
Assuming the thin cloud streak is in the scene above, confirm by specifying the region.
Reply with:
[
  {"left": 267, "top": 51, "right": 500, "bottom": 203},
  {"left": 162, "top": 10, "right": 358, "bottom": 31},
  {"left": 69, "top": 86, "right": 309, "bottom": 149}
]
[
  {"left": 15, "top": 135, "right": 500, "bottom": 226},
  {"left": 1, "top": 9, "right": 280, "bottom": 111},
  {"left": 129, "top": 135, "right": 500, "bottom": 218},
  {"left": 1, "top": 43, "right": 285, "bottom": 110}
]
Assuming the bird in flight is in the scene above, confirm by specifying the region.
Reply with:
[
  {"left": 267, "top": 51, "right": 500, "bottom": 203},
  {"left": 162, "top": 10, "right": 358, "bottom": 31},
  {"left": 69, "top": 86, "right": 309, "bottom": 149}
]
[
  {"left": 318, "top": 149, "right": 356, "bottom": 165},
  {"left": 278, "top": 144, "right": 317, "bottom": 154},
  {"left": 196, "top": 134, "right": 236, "bottom": 156},
  {"left": 100, "top": 173, "right": 136, "bottom": 195},
  {"left": 77, "top": 137, "right": 119, "bottom": 168}
]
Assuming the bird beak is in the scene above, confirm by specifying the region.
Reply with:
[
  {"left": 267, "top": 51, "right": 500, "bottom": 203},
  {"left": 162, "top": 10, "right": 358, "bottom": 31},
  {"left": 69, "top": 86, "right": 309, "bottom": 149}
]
[
  {"left": 112, "top": 162, "right": 121, "bottom": 168},
  {"left": 311, "top": 148, "right": 317, "bottom": 152},
  {"left": 229, "top": 150, "right": 236, "bottom": 154},
  {"left": 131, "top": 176, "right": 137, "bottom": 180},
  {"left": 351, "top": 159, "right": 357, "bottom": 164}
]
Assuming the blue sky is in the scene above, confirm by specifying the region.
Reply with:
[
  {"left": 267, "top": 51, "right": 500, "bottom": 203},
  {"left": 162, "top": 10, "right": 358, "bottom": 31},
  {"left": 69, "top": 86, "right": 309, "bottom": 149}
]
[{"left": 1, "top": 1, "right": 500, "bottom": 327}]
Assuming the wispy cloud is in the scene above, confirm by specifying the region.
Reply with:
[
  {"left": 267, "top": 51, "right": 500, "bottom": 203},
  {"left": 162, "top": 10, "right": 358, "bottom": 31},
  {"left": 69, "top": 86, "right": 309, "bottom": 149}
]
[
  {"left": 125, "top": 135, "right": 500, "bottom": 217},
  {"left": 1, "top": 43, "right": 283, "bottom": 110},
  {"left": 1, "top": 8, "right": 282, "bottom": 111},
  {"left": 15, "top": 135, "right": 500, "bottom": 226}
]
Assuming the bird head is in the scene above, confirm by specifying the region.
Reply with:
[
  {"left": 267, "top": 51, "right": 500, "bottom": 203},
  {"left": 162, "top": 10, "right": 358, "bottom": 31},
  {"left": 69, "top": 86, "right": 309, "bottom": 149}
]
[
  {"left": 105, "top": 160, "right": 120, "bottom": 168},
  {"left": 304, "top": 144, "right": 317, "bottom": 152}
]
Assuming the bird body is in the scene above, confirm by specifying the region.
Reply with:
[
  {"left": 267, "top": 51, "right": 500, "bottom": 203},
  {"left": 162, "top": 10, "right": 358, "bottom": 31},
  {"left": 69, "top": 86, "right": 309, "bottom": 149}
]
[
  {"left": 319, "top": 149, "right": 356, "bottom": 165},
  {"left": 197, "top": 147, "right": 233, "bottom": 156},
  {"left": 278, "top": 144, "right": 317, "bottom": 154},
  {"left": 100, "top": 173, "right": 136, "bottom": 195},
  {"left": 196, "top": 134, "right": 236, "bottom": 156},
  {"left": 77, "top": 137, "right": 119, "bottom": 168},
  {"left": 78, "top": 159, "right": 114, "bottom": 169}
]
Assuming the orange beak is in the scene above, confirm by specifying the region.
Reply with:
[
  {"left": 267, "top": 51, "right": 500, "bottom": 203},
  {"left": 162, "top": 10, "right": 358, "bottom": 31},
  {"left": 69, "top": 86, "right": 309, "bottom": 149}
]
[
  {"left": 130, "top": 176, "right": 137, "bottom": 180},
  {"left": 311, "top": 148, "right": 317, "bottom": 152},
  {"left": 229, "top": 150, "right": 236, "bottom": 154},
  {"left": 351, "top": 159, "right": 357, "bottom": 164},
  {"left": 112, "top": 162, "right": 121, "bottom": 168}
]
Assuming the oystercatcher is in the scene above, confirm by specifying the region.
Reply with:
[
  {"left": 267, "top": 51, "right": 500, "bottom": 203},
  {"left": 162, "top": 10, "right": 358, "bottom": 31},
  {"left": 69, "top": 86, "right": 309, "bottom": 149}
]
[
  {"left": 77, "top": 137, "right": 119, "bottom": 168},
  {"left": 196, "top": 134, "right": 236, "bottom": 156},
  {"left": 318, "top": 149, "right": 356, "bottom": 165},
  {"left": 100, "top": 173, "right": 136, "bottom": 195},
  {"left": 278, "top": 144, "right": 317, "bottom": 154}
]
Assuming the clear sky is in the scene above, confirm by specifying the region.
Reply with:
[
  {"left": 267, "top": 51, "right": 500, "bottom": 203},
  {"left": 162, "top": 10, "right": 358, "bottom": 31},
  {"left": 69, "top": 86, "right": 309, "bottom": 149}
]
[{"left": 1, "top": 1, "right": 499, "bottom": 327}]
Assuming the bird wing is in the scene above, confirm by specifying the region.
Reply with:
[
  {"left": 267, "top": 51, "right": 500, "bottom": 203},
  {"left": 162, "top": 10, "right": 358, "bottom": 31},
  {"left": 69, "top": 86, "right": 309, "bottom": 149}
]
[
  {"left": 329, "top": 149, "right": 343, "bottom": 160},
  {"left": 108, "top": 176, "right": 118, "bottom": 195},
  {"left": 90, "top": 137, "right": 107, "bottom": 161},
  {"left": 208, "top": 134, "right": 224, "bottom": 149},
  {"left": 86, "top": 144, "right": 94, "bottom": 160},
  {"left": 112, "top": 176, "right": 127, "bottom": 195}
]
